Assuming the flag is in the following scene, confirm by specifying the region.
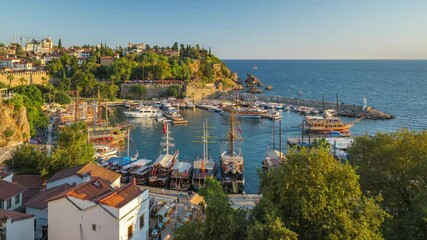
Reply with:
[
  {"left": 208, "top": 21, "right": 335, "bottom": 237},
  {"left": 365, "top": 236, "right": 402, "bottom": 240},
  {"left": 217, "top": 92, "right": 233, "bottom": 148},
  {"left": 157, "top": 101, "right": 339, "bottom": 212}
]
[{"left": 162, "top": 123, "right": 167, "bottom": 135}]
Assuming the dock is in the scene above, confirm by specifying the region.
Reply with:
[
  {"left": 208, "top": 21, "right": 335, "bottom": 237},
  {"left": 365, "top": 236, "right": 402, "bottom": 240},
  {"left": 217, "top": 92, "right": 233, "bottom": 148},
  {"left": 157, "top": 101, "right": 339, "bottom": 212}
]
[{"left": 220, "top": 93, "right": 395, "bottom": 120}]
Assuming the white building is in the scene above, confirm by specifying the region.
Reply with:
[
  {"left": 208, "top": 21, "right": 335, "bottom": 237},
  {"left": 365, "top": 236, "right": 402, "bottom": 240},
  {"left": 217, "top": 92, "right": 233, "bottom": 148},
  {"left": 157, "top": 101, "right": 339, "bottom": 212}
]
[
  {"left": 25, "top": 184, "right": 73, "bottom": 240},
  {"left": 46, "top": 162, "right": 121, "bottom": 189},
  {"left": 13, "top": 61, "right": 33, "bottom": 70},
  {"left": 0, "top": 57, "right": 21, "bottom": 68},
  {"left": 0, "top": 209, "right": 34, "bottom": 240},
  {"left": 48, "top": 178, "right": 150, "bottom": 240},
  {"left": 0, "top": 179, "right": 25, "bottom": 211},
  {"left": 78, "top": 49, "right": 92, "bottom": 59},
  {"left": 25, "top": 38, "right": 53, "bottom": 53}
]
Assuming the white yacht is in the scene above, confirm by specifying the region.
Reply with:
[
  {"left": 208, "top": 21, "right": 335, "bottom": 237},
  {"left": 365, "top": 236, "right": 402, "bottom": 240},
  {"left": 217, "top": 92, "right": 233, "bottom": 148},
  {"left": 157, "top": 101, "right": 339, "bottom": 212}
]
[{"left": 124, "top": 105, "right": 162, "bottom": 118}]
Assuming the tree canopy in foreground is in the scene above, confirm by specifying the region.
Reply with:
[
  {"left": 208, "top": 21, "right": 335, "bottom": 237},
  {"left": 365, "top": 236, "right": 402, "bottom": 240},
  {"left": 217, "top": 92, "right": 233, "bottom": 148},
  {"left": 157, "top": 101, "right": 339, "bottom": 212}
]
[
  {"left": 175, "top": 147, "right": 388, "bottom": 239},
  {"left": 348, "top": 129, "right": 427, "bottom": 239},
  {"left": 254, "top": 147, "right": 388, "bottom": 240}
]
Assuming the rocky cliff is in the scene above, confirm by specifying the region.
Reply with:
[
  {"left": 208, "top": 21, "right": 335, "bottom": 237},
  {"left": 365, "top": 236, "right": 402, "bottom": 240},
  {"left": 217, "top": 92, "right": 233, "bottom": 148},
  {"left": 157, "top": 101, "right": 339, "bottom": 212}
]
[
  {"left": 0, "top": 104, "right": 30, "bottom": 147},
  {"left": 245, "top": 74, "right": 262, "bottom": 86}
]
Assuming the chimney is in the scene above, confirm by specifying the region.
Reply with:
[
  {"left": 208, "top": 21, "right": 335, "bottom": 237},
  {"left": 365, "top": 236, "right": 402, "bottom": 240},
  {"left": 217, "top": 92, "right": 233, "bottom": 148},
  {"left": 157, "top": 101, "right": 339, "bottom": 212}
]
[{"left": 82, "top": 172, "right": 91, "bottom": 183}]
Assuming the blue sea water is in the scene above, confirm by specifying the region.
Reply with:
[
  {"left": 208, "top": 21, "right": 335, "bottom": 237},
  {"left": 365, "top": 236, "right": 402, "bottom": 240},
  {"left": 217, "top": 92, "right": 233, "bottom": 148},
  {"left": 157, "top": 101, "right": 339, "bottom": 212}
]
[{"left": 122, "top": 60, "right": 427, "bottom": 193}]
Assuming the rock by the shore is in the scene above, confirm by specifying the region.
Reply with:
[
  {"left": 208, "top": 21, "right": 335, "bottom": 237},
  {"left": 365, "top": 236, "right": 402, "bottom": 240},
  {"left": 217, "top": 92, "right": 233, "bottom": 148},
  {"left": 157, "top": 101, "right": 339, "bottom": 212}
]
[
  {"left": 245, "top": 74, "right": 262, "bottom": 87},
  {"left": 265, "top": 85, "right": 273, "bottom": 90}
]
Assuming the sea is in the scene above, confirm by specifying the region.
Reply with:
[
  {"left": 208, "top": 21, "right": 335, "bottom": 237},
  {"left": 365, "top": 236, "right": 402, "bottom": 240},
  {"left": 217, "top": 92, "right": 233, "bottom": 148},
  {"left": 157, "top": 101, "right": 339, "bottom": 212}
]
[{"left": 114, "top": 60, "right": 427, "bottom": 194}]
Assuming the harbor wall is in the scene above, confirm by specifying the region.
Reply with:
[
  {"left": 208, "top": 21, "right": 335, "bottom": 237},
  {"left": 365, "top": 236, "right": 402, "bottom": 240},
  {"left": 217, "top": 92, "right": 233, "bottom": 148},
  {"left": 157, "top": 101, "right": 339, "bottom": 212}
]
[
  {"left": 120, "top": 83, "right": 220, "bottom": 100},
  {"left": 120, "top": 83, "right": 174, "bottom": 100},
  {"left": 255, "top": 95, "right": 363, "bottom": 112},
  {"left": 0, "top": 71, "right": 49, "bottom": 87},
  {"left": 185, "top": 84, "right": 219, "bottom": 100}
]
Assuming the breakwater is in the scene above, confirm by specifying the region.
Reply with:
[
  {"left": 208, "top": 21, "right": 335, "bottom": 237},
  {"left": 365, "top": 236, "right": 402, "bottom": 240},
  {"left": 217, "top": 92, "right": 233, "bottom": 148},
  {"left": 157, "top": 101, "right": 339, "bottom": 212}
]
[{"left": 220, "top": 92, "right": 394, "bottom": 120}]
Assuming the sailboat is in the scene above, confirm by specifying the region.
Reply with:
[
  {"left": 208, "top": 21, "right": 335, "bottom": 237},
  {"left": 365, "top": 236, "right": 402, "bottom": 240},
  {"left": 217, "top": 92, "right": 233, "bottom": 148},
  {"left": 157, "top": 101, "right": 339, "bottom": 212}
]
[
  {"left": 262, "top": 119, "right": 286, "bottom": 172},
  {"left": 220, "top": 109, "right": 245, "bottom": 194},
  {"left": 149, "top": 123, "right": 178, "bottom": 187},
  {"left": 192, "top": 119, "right": 218, "bottom": 191},
  {"left": 102, "top": 129, "right": 139, "bottom": 172}
]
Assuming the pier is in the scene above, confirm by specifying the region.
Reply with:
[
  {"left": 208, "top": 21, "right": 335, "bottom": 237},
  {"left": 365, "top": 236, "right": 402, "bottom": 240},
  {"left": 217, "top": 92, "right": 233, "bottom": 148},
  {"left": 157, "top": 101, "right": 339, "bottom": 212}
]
[{"left": 221, "top": 93, "right": 395, "bottom": 120}]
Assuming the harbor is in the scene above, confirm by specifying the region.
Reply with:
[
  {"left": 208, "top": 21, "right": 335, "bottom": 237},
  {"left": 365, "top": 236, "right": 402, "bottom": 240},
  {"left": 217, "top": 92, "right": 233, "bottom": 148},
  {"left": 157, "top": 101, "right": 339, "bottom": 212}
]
[{"left": 44, "top": 90, "right": 397, "bottom": 194}]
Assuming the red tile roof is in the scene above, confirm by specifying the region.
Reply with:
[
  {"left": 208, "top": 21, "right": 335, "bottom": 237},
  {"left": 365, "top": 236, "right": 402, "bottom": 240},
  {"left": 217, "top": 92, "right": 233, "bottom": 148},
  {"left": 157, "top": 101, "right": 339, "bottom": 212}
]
[
  {"left": 48, "top": 179, "right": 143, "bottom": 209},
  {"left": 12, "top": 175, "right": 44, "bottom": 205},
  {"left": 12, "top": 175, "right": 43, "bottom": 191},
  {"left": 0, "top": 209, "right": 33, "bottom": 222},
  {"left": 48, "top": 178, "right": 113, "bottom": 202},
  {"left": 46, "top": 162, "right": 120, "bottom": 185},
  {"left": 0, "top": 179, "right": 26, "bottom": 201},
  {"left": 98, "top": 183, "right": 142, "bottom": 208},
  {"left": 24, "top": 184, "right": 72, "bottom": 210}
]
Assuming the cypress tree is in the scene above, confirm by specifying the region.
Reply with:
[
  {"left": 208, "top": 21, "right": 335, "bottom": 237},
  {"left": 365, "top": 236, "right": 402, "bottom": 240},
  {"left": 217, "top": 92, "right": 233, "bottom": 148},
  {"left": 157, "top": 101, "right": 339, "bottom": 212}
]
[{"left": 58, "top": 39, "right": 62, "bottom": 49}]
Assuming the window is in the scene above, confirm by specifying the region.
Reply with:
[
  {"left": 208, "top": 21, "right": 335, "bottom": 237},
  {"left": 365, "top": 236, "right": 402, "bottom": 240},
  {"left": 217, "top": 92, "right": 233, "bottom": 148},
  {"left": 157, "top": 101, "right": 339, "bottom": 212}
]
[
  {"left": 92, "top": 224, "right": 96, "bottom": 231},
  {"left": 139, "top": 214, "right": 145, "bottom": 229},
  {"left": 0, "top": 200, "right": 3, "bottom": 209},
  {"left": 7, "top": 199, "right": 11, "bottom": 209},
  {"left": 127, "top": 225, "right": 133, "bottom": 239},
  {"left": 15, "top": 194, "right": 20, "bottom": 204}
]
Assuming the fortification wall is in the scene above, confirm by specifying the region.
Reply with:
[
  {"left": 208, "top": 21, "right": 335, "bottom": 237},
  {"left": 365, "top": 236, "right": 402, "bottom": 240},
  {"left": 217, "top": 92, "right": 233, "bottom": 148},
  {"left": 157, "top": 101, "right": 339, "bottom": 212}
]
[
  {"left": 0, "top": 71, "right": 49, "bottom": 87},
  {"left": 185, "top": 84, "right": 219, "bottom": 100},
  {"left": 121, "top": 83, "right": 173, "bottom": 100}
]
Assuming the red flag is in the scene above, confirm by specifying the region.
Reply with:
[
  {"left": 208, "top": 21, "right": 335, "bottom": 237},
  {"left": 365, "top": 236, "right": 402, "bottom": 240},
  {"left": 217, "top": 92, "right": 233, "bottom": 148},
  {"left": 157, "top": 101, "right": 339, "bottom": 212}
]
[{"left": 162, "top": 123, "right": 167, "bottom": 135}]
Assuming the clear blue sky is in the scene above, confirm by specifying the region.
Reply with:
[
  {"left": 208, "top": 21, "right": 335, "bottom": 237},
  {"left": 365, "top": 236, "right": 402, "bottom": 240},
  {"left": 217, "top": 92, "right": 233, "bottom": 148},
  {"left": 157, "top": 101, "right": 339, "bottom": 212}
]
[{"left": 1, "top": 0, "right": 426, "bottom": 59}]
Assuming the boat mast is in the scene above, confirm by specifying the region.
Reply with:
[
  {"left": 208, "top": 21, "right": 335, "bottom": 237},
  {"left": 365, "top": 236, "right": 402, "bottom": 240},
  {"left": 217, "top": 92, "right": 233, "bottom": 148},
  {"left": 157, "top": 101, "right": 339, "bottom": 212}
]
[
  {"left": 127, "top": 128, "right": 130, "bottom": 157},
  {"left": 272, "top": 121, "right": 276, "bottom": 150},
  {"left": 204, "top": 119, "right": 208, "bottom": 161},
  {"left": 166, "top": 124, "right": 169, "bottom": 155},
  {"left": 228, "top": 110, "right": 236, "bottom": 155}
]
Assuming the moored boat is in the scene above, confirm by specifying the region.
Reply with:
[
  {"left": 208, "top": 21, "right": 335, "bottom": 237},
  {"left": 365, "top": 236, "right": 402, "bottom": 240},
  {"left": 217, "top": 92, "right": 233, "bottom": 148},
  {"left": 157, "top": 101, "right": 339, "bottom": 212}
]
[
  {"left": 304, "top": 116, "right": 353, "bottom": 133},
  {"left": 124, "top": 105, "right": 162, "bottom": 118},
  {"left": 220, "top": 110, "right": 245, "bottom": 194},
  {"left": 192, "top": 120, "right": 218, "bottom": 191},
  {"left": 149, "top": 123, "right": 178, "bottom": 187},
  {"left": 170, "top": 161, "right": 192, "bottom": 190}
]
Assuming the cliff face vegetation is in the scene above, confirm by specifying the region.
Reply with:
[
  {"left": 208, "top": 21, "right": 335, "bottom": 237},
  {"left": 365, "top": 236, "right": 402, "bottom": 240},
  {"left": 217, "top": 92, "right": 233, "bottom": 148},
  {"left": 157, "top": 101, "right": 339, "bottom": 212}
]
[
  {"left": 0, "top": 103, "right": 30, "bottom": 147},
  {"left": 46, "top": 43, "right": 241, "bottom": 100}
]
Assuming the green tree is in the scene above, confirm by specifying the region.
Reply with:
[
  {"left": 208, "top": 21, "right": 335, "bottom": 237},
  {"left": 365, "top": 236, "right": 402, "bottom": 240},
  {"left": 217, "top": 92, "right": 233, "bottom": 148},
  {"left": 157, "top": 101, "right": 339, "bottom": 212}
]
[
  {"left": 4, "top": 144, "right": 49, "bottom": 175},
  {"left": 129, "top": 85, "right": 147, "bottom": 100},
  {"left": 255, "top": 147, "right": 388, "bottom": 240},
  {"left": 175, "top": 179, "right": 248, "bottom": 240},
  {"left": 348, "top": 129, "right": 427, "bottom": 239},
  {"left": 172, "top": 42, "right": 179, "bottom": 51},
  {"left": 311, "top": 138, "right": 331, "bottom": 150},
  {"left": 247, "top": 214, "right": 298, "bottom": 240},
  {"left": 12, "top": 85, "right": 48, "bottom": 136},
  {"left": 55, "top": 90, "right": 71, "bottom": 104},
  {"left": 7, "top": 73, "right": 14, "bottom": 88},
  {"left": 19, "top": 77, "right": 27, "bottom": 86},
  {"left": 58, "top": 38, "right": 62, "bottom": 49},
  {"left": 49, "top": 122, "right": 94, "bottom": 176},
  {"left": 174, "top": 222, "right": 203, "bottom": 240}
]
